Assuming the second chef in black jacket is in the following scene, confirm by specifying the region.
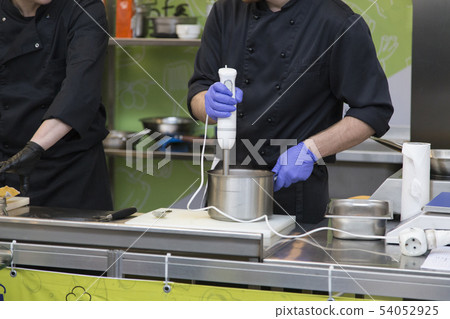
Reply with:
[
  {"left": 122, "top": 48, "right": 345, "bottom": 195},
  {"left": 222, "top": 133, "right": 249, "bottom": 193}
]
[
  {"left": 0, "top": 0, "right": 112, "bottom": 210},
  {"left": 188, "top": 0, "right": 393, "bottom": 223}
]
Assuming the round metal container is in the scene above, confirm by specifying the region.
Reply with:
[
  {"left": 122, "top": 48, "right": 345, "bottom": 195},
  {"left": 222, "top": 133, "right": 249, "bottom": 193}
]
[
  {"left": 207, "top": 169, "right": 274, "bottom": 222},
  {"left": 140, "top": 116, "right": 196, "bottom": 136}
]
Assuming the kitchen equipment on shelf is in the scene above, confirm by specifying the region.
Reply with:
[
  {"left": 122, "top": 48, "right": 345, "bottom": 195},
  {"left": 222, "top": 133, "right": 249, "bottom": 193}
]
[
  {"left": 176, "top": 24, "right": 201, "bottom": 39},
  {"left": 132, "top": 5, "right": 149, "bottom": 38},
  {"left": 116, "top": 0, "right": 134, "bottom": 38},
  {"left": 103, "top": 130, "right": 137, "bottom": 149},
  {"left": 325, "top": 199, "right": 392, "bottom": 240},
  {"left": 140, "top": 116, "right": 197, "bottom": 136},
  {"left": 207, "top": 168, "right": 274, "bottom": 222},
  {"left": 151, "top": 16, "right": 197, "bottom": 38}
]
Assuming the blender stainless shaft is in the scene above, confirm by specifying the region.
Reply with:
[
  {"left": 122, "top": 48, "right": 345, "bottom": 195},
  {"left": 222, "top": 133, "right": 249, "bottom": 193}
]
[{"left": 223, "top": 149, "right": 230, "bottom": 175}]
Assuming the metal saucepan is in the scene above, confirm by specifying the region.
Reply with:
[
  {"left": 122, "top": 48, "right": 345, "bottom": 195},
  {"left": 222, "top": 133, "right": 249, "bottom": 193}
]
[
  {"left": 151, "top": 16, "right": 198, "bottom": 37},
  {"left": 140, "top": 116, "right": 197, "bottom": 137},
  {"left": 207, "top": 168, "right": 274, "bottom": 222},
  {"left": 371, "top": 136, "right": 450, "bottom": 177}
]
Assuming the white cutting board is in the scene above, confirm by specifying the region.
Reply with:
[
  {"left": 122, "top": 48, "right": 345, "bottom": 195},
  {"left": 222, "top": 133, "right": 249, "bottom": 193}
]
[
  {"left": 6, "top": 197, "right": 29, "bottom": 211},
  {"left": 126, "top": 208, "right": 296, "bottom": 247}
]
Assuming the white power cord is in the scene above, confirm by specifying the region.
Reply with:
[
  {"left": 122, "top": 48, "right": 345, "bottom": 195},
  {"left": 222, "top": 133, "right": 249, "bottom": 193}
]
[{"left": 186, "top": 115, "right": 387, "bottom": 241}]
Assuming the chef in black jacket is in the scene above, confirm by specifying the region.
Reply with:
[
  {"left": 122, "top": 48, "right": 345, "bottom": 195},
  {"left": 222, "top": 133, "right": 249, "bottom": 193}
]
[
  {"left": 188, "top": 0, "right": 393, "bottom": 223},
  {"left": 0, "top": 0, "right": 113, "bottom": 210}
]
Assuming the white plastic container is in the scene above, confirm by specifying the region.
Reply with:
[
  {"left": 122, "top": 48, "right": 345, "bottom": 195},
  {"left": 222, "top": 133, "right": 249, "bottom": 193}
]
[{"left": 176, "top": 24, "right": 201, "bottom": 39}]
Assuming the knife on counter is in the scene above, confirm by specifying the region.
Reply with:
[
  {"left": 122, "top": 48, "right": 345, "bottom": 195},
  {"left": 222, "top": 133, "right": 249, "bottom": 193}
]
[{"left": 92, "top": 207, "right": 137, "bottom": 222}]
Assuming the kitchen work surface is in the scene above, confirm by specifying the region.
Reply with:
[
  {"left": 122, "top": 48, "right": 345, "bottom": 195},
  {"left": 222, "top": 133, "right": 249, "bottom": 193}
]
[
  {"left": 1, "top": 206, "right": 450, "bottom": 299},
  {"left": 0, "top": 206, "right": 267, "bottom": 259},
  {"left": 126, "top": 208, "right": 296, "bottom": 247}
]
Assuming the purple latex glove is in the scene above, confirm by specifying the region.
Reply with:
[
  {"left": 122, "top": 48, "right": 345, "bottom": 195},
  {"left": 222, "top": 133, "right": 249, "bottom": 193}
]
[
  {"left": 272, "top": 142, "right": 317, "bottom": 192},
  {"left": 205, "top": 82, "right": 243, "bottom": 121}
]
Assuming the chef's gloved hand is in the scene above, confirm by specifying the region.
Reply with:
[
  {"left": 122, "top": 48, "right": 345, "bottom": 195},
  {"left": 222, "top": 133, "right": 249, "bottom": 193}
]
[
  {"left": 0, "top": 141, "right": 45, "bottom": 195},
  {"left": 272, "top": 142, "right": 317, "bottom": 192},
  {"left": 205, "top": 82, "right": 243, "bottom": 121}
]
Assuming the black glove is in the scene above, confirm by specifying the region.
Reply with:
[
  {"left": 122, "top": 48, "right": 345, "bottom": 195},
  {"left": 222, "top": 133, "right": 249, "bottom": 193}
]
[{"left": 0, "top": 141, "right": 45, "bottom": 195}]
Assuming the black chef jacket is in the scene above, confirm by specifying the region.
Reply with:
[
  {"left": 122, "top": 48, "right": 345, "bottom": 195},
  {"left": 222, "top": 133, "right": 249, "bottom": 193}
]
[
  {"left": 188, "top": 0, "right": 393, "bottom": 223},
  {"left": 0, "top": 0, "right": 113, "bottom": 210}
]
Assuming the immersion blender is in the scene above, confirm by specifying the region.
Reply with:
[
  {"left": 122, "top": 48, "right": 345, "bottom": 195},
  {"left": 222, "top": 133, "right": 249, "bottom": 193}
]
[{"left": 217, "top": 66, "right": 237, "bottom": 175}]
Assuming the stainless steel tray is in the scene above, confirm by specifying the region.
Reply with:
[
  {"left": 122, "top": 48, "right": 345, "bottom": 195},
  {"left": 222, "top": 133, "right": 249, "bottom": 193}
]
[{"left": 325, "top": 199, "right": 392, "bottom": 240}]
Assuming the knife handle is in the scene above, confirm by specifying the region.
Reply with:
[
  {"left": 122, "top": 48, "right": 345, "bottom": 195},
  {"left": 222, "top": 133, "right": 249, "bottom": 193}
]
[{"left": 109, "top": 207, "right": 137, "bottom": 220}]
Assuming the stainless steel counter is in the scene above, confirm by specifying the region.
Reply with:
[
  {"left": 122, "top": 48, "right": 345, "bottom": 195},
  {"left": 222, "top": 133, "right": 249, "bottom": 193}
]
[
  {"left": 264, "top": 226, "right": 450, "bottom": 300},
  {"left": 0, "top": 206, "right": 264, "bottom": 260},
  {"left": 1, "top": 206, "right": 449, "bottom": 300}
]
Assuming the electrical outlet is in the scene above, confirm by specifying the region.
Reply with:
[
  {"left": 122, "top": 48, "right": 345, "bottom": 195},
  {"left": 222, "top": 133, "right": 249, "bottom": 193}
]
[{"left": 399, "top": 228, "right": 428, "bottom": 256}]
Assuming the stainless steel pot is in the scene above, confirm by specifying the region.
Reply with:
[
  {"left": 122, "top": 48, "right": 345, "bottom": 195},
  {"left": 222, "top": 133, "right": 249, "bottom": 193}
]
[
  {"left": 140, "top": 116, "right": 196, "bottom": 136},
  {"left": 151, "top": 16, "right": 197, "bottom": 37},
  {"left": 207, "top": 169, "right": 274, "bottom": 222}
]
